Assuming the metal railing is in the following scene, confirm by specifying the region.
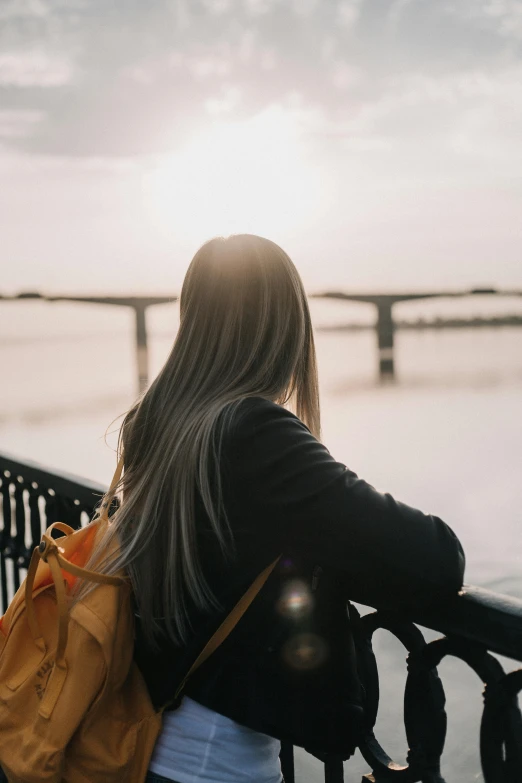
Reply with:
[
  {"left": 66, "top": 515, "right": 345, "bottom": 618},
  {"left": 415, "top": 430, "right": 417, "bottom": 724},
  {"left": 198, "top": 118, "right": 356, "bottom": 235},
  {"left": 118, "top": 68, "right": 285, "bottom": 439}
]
[{"left": 1, "top": 451, "right": 521, "bottom": 782}]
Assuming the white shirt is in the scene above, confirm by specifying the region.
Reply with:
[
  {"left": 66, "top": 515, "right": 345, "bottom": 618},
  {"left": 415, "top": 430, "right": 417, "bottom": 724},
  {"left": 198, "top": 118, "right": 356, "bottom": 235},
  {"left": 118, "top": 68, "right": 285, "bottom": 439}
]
[{"left": 149, "top": 696, "right": 282, "bottom": 783}]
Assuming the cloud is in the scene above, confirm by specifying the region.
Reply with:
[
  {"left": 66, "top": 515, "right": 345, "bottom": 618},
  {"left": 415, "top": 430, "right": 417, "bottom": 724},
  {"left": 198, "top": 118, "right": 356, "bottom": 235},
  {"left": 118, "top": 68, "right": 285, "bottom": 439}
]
[
  {"left": 242, "top": 0, "right": 280, "bottom": 16},
  {"left": 260, "top": 48, "right": 277, "bottom": 69},
  {"left": 337, "top": 0, "right": 365, "bottom": 29},
  {"left": 0, "top": 50, "right": 74, "bottom": 86},
  {"left": 237, "top": 29, "right": 256, "bottom": 62},
  {"left": 123, "top": 48, "right": 233, "bottom": 86},
  {"left": 0, "top": 0, "right": 520, "bottom": 160},
  {"left": 0, "top": 0, "right": 50, "bottom": 20},
  {"left": 0, "top": 110, "right": 44, "bottom": 138},
  {"left": 388, "top": 66, "right": 522, "bottom": 111},
  {"left": 331, "top": 61, "right": 363, "bottom": 89},
  {"left": 263, "top": 61, "right": 522, "bottom": 180},
  {"left": 447, "top": 0, "right": 522, "bottom": 40},
  {"left": 188, "top": 52, "right": 232, "bottom": 79},
  {"left": 292, "top": 0, "right": 319, "bottom": 16},
  {"left": 321, "top": 64, "right": 522, "bottom": 171},
  {"left": 205, "top": 84, "right": 242, "bottom": 114},
  {"left": 388, "top": 0, "right": 418, "bottom": 27},
  {"left": 200, "top": 0, "right": 234, "bottom": 14}
]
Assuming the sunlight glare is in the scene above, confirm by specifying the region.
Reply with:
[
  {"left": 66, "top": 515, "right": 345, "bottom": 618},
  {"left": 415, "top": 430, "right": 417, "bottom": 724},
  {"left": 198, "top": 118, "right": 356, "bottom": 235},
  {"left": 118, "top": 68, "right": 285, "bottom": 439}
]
[{"left": 144, "top": 108, "right": 324, "bottom": 243}]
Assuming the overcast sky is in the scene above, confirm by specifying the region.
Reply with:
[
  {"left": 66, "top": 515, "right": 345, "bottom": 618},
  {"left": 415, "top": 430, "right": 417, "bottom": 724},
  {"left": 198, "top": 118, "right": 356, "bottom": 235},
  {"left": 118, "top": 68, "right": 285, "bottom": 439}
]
[{"left": 1, "top": 0, "right": 521, "bottom": 294}]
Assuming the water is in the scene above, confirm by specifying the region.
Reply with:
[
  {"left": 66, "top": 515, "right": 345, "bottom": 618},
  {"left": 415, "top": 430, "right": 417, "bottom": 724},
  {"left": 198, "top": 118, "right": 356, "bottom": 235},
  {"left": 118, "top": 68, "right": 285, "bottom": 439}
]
[{"left": 1, "top": 300, "right": 521, "bottom": 781}]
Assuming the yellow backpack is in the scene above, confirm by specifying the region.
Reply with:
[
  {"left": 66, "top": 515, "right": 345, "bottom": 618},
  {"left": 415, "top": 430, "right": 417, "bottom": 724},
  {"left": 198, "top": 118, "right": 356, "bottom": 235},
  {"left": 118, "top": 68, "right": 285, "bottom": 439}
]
[{"left": 0, "top": 459, "right": 278, "bottom": 783}]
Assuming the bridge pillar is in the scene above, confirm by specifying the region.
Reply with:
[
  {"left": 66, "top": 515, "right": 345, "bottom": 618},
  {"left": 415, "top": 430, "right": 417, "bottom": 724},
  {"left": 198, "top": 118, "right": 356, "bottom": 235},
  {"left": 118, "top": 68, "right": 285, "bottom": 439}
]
[
  {"left": 376, "top": 303, "right": 395, "bottom": 382},
  {"left": 134, "top": 304, "right": 149, "bottom": 394}
]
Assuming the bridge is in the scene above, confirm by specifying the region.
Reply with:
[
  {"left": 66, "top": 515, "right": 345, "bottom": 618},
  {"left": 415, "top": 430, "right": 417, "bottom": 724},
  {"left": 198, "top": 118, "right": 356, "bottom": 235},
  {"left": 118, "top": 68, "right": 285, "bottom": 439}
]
[
  {"left": 311, "top": 288, "right": 522, "bottom": 382},
  {"left": 0, "top": 292, "right": 176, "bottom": 394},
  {"left": 1, "top": 287, "right": 521, "bottom": 391}
]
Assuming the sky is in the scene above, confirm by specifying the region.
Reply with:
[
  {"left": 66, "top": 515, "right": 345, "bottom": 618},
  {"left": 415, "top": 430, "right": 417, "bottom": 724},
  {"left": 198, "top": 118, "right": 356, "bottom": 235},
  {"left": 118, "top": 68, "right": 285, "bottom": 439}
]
[{"left": 1, "top": 0, "right": 522, "bottom": 295}]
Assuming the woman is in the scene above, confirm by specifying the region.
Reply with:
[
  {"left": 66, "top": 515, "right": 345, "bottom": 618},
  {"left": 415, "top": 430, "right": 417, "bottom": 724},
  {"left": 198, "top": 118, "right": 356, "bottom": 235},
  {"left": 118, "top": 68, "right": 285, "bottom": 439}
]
[{"left": 95, "top": 234, "right": 465, "bottom": 782}]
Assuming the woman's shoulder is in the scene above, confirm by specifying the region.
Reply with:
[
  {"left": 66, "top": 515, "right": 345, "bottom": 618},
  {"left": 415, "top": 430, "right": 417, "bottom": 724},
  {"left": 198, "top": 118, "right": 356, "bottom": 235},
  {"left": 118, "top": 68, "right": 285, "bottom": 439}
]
[
  {"left": 222, "top": 396, "right": 307, "bottom": 440},
  {"left": 214, "top": 397, "right": 316, "bottom": 481},
  {"left": 233, "top": 395, "right": 286, "bottom": 419}
]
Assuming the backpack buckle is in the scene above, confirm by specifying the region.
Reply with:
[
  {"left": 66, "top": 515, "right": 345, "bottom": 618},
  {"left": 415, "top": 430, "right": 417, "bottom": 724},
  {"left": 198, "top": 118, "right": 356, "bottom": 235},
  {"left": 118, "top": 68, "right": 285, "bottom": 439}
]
[{"left": 38, "top": 537, "right": 58, "bottom": 563}]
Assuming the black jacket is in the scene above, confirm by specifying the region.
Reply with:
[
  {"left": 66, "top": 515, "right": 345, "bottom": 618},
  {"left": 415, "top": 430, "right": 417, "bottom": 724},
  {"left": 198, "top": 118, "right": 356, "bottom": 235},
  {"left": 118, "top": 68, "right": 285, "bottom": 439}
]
[{"left": 134, "top": 397, "right": 465, "bottom": 757}]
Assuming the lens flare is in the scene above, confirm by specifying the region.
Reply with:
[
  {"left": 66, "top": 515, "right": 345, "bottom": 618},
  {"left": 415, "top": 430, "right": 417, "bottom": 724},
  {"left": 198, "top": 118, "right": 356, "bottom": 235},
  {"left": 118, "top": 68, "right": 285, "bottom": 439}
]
[
  {"left": 276, "top": 579, "right": 313, "bottom": 619},
  {"left": 282, "top": 633, "right": 329, "bottom": 671}
]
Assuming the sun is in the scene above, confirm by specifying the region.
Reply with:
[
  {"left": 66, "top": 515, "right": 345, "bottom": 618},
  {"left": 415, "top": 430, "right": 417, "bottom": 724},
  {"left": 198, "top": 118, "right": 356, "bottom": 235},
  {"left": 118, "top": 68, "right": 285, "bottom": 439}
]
[{"left": 143, "top": 107, "right": 324, "bottom": 244}]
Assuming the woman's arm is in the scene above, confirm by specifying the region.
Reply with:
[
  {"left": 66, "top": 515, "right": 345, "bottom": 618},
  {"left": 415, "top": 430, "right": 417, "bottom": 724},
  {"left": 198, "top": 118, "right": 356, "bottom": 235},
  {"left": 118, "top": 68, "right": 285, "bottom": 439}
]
[{"left": 224, "top": 397, "right": 465, "bottom": 611}]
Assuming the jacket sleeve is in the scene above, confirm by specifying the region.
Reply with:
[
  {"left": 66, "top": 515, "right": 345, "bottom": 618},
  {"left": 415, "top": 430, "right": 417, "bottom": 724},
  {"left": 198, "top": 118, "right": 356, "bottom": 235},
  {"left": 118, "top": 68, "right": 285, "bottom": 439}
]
[{"left": 224, "top": 397, "right": 466, "bottom": 612}]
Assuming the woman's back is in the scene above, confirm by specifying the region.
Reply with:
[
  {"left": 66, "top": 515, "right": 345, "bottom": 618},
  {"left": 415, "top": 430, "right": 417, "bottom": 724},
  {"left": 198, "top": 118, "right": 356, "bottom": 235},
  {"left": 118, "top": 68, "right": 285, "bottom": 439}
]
[
  {"left": 84, "top": 235, "right": 464, "bottom": 781},
  {"left": 135, "top": 395, "right": 464, "bottom": 763}
]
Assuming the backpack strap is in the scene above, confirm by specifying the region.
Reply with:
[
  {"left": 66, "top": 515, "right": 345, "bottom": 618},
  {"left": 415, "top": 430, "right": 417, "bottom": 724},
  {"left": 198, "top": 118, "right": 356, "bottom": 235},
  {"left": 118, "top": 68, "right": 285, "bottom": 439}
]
[
  {"left": 168, "top": 555, "right": 281, "bottom": 709},
  {"left": 24, "top": 529, "right": 127, "bottom": 668},
  {"left": 28, "top": 454, "right": 126, "bottom": 650},
  {"left": 98, "top": 454, "right": 125, "bottom": 523},
  {"left": 24, "top": 452, "right": 126, "bottom": 666}
]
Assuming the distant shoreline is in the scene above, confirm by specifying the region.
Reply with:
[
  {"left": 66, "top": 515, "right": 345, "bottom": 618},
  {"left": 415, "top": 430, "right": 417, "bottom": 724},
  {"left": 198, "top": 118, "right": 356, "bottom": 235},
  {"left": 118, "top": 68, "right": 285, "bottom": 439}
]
[
  {"left": 1, "top": 316, "right": 521, "bottom": 346},
  {"left": 318, "top": 316, "right": 522, "bottom": 331}
]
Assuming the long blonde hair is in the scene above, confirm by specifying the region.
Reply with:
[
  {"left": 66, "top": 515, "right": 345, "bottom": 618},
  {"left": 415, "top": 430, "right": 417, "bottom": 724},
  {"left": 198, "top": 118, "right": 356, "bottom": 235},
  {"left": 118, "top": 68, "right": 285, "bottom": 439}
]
[{"left": 79, "top": 234, "right": 320, "bottom": 648}]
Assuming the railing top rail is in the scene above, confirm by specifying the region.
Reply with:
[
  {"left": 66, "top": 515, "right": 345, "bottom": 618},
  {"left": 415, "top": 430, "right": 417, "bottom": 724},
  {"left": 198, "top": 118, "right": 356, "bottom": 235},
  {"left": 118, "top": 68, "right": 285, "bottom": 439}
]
[
  {"left": 0, "top": 450, "right": 106, "bottom": 508},
  {"left": 402, "top": 584, "right": 522, "bottom": 663}
]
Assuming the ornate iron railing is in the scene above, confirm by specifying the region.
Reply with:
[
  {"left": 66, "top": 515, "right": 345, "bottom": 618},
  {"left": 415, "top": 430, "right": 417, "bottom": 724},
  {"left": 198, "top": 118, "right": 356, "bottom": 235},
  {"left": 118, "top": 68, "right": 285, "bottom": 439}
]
[
  {"left": 0, "top": 451, "right": 105, "bottom": 609},
  {"left": 1, "top": 451, "right": 521, "bottom": 783}
]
